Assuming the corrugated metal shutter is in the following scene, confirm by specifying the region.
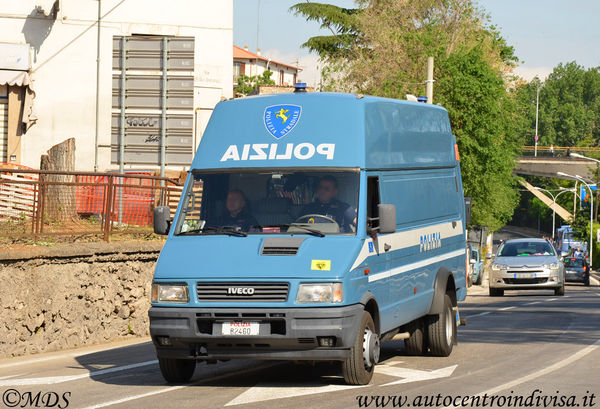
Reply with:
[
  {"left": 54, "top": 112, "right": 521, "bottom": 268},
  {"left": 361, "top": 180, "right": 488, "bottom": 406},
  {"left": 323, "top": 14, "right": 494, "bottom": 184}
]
[
  {"left": 111, "top": 35, "right": 194, "bottom": 166},
  {"left": 0, "top": 99, "right": 7, "bottom": 163}
]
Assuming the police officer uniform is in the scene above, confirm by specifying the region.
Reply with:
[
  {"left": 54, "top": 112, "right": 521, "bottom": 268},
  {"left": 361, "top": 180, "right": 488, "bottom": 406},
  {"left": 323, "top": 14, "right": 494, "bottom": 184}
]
[{"left": 301, "top": 199, "right": 356, "bottom": 232}]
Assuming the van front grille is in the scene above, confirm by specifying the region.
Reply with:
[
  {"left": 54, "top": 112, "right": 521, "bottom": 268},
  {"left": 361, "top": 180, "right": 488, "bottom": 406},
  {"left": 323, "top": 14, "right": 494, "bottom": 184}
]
[{"left": 196, "top": 282, "right": 289, "bottom": 302}]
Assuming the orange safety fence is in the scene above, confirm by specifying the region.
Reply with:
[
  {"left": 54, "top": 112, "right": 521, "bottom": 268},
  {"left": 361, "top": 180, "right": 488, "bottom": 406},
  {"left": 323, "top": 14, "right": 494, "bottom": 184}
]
[{"left": 75, "top": 171, "right": 156, "bottom": 226}]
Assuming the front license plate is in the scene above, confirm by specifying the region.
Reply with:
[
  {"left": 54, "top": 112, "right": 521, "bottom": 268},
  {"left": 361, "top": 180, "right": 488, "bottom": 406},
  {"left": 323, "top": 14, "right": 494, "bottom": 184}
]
[
  {"left": 222, "top": 321, "right": 259, "bottom": 336},
  {"left": 514, "top": 273, "right": 535, "bottom": 278}
]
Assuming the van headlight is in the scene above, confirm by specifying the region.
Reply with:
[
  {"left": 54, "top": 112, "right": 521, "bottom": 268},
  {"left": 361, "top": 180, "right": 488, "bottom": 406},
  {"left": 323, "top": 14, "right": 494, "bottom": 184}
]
[
  {"left": 491, "top": 264, "right": 508, "bottom": 271},
  {"left": 297, "top": 283, "right": 343, "bottom": 303},
  {"left": 151, "top": 283, "right": 189, "bottom": 303},
  {"left": 544, "top": 263, "right": 560, "bottom": 270}
]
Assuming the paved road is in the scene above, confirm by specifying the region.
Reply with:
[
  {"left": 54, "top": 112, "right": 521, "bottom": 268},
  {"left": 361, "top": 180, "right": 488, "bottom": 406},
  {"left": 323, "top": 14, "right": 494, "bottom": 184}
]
[{"left": 1, "top": 279, "right": 599, "bottom": 409}]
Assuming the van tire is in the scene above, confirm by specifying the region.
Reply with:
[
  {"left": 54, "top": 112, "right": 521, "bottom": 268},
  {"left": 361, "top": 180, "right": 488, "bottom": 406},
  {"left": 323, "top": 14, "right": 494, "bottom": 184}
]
[
  {"left": 158, "top": 357, "right": 196, "bottom": 383},
  {"left": 584, "top": 278, "right": 590, "bottom": 287},
  {"left": 426, "top": 294, "right": 455, "bottom": 357},
  {"left": 554, "top": 284, "right": 565, "bottom": 296},
  {"left": 342, "top": 311, "right": 377, "bottom": 385},
  {"left": 404, "top": 320, "right": 425, "bottom": 356},
  {"left": 489, "top": 288, "right": 504, "bottom": 297}
]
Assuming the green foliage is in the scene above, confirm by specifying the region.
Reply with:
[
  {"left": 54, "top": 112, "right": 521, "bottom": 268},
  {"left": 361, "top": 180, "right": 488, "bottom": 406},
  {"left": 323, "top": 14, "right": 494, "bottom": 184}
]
[
  {"left": 571, "top": 210, "right": 590, "bottom": 243},
  {"left": 292, "top": 0, "right": 523, "bottom": 230},
  {"left": 290, "top": 3, "right": 362, "bottom": 58},
  {"left": 234, "top": 70, "right": 275, "bottom": 96},
  {"left": 514, "top": 63, "right": 600, "bottom": 148}
]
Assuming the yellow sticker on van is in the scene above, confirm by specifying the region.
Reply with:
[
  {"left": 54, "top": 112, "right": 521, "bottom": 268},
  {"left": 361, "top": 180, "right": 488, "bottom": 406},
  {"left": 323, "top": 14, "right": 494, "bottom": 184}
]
[{"left": 311, "top": 260, "right": 331, "bottom": 271}]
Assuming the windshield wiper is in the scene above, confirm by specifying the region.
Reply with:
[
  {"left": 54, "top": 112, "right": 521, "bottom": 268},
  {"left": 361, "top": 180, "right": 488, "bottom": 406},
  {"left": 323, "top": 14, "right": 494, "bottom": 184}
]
[
  {"left": 253, "top": 224, "right": 325, "bottom": 238},
  {"left": 179, "top": 226, "right": 247, "bottom": 237}
]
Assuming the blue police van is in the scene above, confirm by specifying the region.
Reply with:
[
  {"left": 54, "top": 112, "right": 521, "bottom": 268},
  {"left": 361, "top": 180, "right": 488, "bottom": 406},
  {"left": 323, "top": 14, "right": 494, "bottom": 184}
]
[{"left": 150, "top": 87, "right": 468, "bottom": 385}]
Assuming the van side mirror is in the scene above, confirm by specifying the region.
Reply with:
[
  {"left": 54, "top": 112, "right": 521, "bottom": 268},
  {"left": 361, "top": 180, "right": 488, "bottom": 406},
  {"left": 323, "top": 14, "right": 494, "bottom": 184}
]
[
  {"left": 485, "top": 253, "right": 493, "bottom": 259},
  {"left": 154, "top": 206, "right": 172, "bottom": 235},
  {"left": 378, "top": 204, "right": 396, "bottom": 234}
]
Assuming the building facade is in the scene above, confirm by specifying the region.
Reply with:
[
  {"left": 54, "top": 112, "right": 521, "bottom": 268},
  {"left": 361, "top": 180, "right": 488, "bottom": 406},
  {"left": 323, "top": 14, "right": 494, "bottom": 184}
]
[
  {"left": 233, "top": 45, "right": 299, "bottom": 90},
  {"left": 0, "top": 0, "right": 233, "bottom": 172}
]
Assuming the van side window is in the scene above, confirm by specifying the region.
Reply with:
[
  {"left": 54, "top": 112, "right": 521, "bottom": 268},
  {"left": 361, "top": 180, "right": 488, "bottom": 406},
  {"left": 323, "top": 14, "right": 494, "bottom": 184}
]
[{"left": 367, "top": 176, "right": 380, "bottom": 233}]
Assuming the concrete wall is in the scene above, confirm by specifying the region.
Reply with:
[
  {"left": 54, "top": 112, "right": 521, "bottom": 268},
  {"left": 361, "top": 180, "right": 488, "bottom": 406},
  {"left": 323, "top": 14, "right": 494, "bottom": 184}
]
[
  {"left": 0, "top": 242, "right": 161, "bottom": 358},
  {"left": 1, "top": 0, "right": 233, "bottom": 171}
]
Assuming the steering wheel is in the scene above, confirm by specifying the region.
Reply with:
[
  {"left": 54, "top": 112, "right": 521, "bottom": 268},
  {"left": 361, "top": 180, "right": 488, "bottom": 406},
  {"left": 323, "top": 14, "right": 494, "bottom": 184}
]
[{"left": 294, "top": 214, "right": 338, "bottom": 226}]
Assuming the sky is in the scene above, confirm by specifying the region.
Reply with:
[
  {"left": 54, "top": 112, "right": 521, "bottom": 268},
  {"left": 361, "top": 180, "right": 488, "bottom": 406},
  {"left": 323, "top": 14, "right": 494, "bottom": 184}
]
[{"left": 233, "top": 0, "right": 600, "bottom": 86}]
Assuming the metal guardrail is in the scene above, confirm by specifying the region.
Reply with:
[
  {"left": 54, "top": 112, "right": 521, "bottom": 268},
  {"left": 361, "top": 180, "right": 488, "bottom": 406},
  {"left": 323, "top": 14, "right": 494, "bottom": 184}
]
[
  {"left": 0, "top": 168, "right": 184, "bottom": 243},
  {"left": 522, "top": 146, "right": 600, "bottom": 156}
]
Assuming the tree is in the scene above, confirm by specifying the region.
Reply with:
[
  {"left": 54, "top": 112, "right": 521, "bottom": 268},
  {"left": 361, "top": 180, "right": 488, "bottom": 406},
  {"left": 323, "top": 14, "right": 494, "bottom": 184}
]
[
  {"left": 293, "top": 0, "right": 523, "bottom": 230},
  {"left": 234, "top": 70, "right": 275, "bottom": 96},
  {"left": 514, "top": 63, "right": 600, "bottom": 148}
]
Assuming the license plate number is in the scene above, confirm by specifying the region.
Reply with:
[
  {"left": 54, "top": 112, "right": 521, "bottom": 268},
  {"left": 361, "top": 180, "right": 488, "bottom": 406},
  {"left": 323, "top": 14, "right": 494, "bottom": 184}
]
[
  {"left": 221, "top": 322, "right": 259, "bottom": 336},
  {"left": 514, "top": 273, "right": 535, "bottom": 278}
]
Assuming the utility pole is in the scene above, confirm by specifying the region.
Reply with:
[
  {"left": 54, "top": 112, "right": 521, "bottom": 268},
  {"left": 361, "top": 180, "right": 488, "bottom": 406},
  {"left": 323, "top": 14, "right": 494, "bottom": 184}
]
[
  {"left": 426, "top": 57, "right": 434, "bottom": 104},
  {"left": 94, "top": 0, "right": 101, "bottom": 172},
  {"left": 534, "top": 82, "right": 540, "bottom": 157}
]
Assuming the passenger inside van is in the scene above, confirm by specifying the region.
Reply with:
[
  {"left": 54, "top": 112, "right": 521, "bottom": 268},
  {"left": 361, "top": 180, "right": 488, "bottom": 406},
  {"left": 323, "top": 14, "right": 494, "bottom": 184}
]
[{"left": 217, "top": 189, "right": 257, "bottom": 232}]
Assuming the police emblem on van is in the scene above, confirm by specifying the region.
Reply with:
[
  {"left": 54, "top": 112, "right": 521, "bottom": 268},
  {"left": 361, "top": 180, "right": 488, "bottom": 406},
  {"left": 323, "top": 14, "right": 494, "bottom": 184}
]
[{"left": 264, "top": 104, "right": 302, "bottom": 139}]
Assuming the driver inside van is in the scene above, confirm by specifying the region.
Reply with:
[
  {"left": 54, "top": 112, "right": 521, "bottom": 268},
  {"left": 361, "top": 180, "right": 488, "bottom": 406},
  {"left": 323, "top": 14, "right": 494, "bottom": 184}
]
[
  {"left": 218, "top": 189, "right": 257, "bottom": 232},
  {"left": 301, "top": 176, "right": 356, "bottom": 232}
]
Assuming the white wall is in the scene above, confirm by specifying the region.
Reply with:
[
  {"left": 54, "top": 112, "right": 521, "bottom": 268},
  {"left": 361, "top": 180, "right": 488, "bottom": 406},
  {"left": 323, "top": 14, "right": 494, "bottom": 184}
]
[
  {"left": 239, "top": 59, "right": 298, "bottom": 86},
  {"left": 0, "top": 0, "right": 232, "bottom": 171}
]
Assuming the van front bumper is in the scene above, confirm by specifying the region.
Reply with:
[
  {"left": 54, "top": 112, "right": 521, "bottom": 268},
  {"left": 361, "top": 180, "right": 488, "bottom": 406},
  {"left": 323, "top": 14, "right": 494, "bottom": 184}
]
[{"left": 149, "top": 304, "right": 364, "bottom": 361}]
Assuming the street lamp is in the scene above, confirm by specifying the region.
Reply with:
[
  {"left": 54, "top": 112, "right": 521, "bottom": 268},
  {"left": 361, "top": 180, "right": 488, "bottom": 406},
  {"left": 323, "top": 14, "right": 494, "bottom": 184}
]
[
  {"left": 533, "top": 187, "right": 574, "bottom": 239},
  {"left": 570, "top": 152, "right": 600, "bottom": 162},
  {"left": 557, "top": 171, "right": 594, "bottom": 267}
]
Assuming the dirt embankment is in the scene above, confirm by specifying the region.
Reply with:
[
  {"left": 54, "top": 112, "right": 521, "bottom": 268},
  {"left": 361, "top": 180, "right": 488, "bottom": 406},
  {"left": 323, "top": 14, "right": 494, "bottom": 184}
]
[{"left": 0, "top": 242, "right": 162, "bottom": 358}]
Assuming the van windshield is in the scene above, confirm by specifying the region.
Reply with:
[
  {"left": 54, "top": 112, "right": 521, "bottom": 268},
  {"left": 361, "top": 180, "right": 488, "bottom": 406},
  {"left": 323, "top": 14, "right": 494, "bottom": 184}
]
[{"left": 174, "top": 169, "right": 359, "bottom": 236}]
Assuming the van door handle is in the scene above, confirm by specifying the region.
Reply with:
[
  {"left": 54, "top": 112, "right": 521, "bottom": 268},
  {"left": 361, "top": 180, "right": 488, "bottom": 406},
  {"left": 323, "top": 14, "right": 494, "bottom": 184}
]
[{"left": 384, "top": 243, "right": 391, "bottom": 252}]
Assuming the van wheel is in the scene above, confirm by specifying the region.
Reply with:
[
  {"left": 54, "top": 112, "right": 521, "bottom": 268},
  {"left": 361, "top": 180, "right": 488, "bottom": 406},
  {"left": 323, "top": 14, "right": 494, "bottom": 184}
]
[
  {"left": 584, "top": 278, "right": 590, "bottom": 287},
  {"left": 158, "top": 357, "right": 196, "bottom": 383},
  {"left": 489, "top": 288, "right": 504, "bottom": 297},
  {"left": 404, "top": 320, "right": 425, "bottom": 356},
  {"left": 426, "top": 294, "right": 456, "bottom": 357},
  {"left": 342, "top": 311, "right": 378, "bottom": 385},
  {"left": 554, "top": 284, "right": 565, "bottom": 296}
]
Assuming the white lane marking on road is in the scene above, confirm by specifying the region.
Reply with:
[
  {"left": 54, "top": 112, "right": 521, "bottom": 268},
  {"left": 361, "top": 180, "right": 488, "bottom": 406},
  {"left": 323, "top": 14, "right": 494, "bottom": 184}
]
[
  {"left": 0, "top": 374, "right": 23, "bottom": 380},
  {"left": 590, "top": 276, "right": 600, "bottom": 286},
  {"left": 225, "top": 382, "right": 366, "bottom": 406},
  {"left": 498, "top": 306, "right": 516, "bottom": 311},
  {"left": 466, "top": 311, "right": 491, "bottom": 318},
  {"left": 483, "top": 338, "right": 600, "bottom": 395},
  {"left": 547, "top": 298, "right": 558, "bottom": 301},
  {"left": 81, "top": 362, "right": 281, "bottom": 409},
  {"left": 80, "top": 385, "right": 189, "bottom": 409},
  {"left": 0, "top": 339, "right": 151, "bottom": 370},
  {"left": 0, "top": 360, "right": 157, "bottom": 386},
  {"left": 378, "top": 364, "right": 457, "bottom": 387},
  {"left": 225, "top": 362, "right": 457, "bottom": 406},
  {"left": 448, "top": 338, "right": 600, "bottom": 409},
  {"left": 525, "top": 301, "right": 542, "bottom": 305}
]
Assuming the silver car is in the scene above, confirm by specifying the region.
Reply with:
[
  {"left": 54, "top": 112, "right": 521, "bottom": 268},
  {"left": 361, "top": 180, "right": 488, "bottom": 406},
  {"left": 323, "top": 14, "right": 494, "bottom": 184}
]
[{"left": 488, "top": 238, "right": 565, "bottom": 296}]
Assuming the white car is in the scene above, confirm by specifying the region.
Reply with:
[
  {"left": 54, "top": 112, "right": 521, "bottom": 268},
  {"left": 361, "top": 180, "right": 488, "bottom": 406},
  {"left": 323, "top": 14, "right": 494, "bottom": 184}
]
[{"left": 488, "top": 238, "right": 565, "bottom": 296}]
